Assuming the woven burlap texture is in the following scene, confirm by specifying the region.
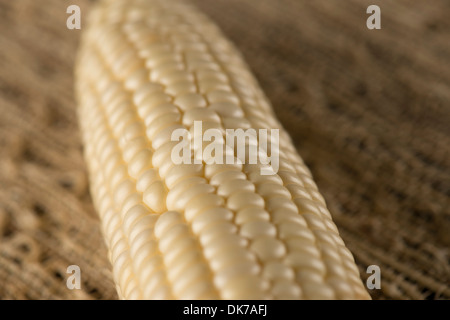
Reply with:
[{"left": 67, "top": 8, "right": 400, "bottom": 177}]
[{"left": 0, "top": 0, "right": 448, "bottom": 300}]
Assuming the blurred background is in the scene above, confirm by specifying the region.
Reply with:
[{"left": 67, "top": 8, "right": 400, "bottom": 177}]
[{"left": 0, "top": 0, "right": 448, "bottom": 299}]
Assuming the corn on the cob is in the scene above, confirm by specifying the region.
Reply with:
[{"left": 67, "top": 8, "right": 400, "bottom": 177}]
[{"left": 75, "top": 0, "right": 371, "bottom": 300}]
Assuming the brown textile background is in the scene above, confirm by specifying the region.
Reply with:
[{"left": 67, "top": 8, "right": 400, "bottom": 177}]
[{"left": 0, "top": 0, "right": 449, "bottom": 300}]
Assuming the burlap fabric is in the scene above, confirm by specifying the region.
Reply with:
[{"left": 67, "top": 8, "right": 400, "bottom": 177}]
[{"left": 0, "top": 0, "right": 448, "bottom": 300}]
